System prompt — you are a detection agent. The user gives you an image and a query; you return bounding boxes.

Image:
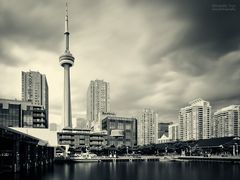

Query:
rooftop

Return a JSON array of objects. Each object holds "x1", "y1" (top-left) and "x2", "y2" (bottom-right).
[{"x1": 214, "y1": 105, "x2": 240, "y2": 114}]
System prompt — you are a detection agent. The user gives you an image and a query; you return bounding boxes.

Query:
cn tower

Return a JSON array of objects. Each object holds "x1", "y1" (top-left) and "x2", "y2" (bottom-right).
[{"x1": 59, "y1": 0, "x2": 74, "y2": 128}]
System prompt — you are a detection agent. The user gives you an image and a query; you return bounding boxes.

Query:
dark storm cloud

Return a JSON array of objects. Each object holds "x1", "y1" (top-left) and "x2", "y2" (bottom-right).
[
  {"x1": 125, "y1": 0, "x2": 240, "y2": 115},
  {"x1": 171, "y1": 0, "x2": 240, "y2": 55},
  {"x1": 137, "y1": 0, "x2": 240, "y2": 64},
  {"x1": 0, "y1": 43, "x2": 22, "y2": 66},
  {"x1": 0, "y1": 0, "x2": 63, "y2": 66}
]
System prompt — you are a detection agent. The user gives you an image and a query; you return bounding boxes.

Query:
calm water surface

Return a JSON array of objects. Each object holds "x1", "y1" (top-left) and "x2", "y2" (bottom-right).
[{"x1": 2, "y1": 161, "x2": 240, "y2": 180}]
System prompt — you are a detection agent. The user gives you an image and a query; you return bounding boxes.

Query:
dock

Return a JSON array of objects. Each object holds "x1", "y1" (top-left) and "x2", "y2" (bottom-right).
[{"x1": 55, "y1": 156, "x2": 176, "y2": 163}]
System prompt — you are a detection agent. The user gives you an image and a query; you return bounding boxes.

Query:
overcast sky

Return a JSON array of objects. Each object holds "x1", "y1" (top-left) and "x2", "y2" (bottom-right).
[{"x1": 0, "y1": 0, "x2": 240, "y2": 126}]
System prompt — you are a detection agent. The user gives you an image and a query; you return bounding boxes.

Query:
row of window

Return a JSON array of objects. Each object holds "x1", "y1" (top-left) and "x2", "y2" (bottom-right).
[{"x1": 109, "y1": 122, "x2": 132, "y2": 130}]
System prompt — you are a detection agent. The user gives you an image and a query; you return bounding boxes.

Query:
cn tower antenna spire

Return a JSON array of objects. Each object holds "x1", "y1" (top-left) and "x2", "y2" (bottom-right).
[
  {"x1": 65, "y1": 0, "x2": 70, "y2": 52},
  {"x1": 65, "y1": 0, "x2": 69, "y2": 33}
]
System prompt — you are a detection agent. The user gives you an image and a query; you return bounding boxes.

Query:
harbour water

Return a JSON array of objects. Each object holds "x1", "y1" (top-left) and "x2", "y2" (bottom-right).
[{"x1": 1, "y1": 161, "x2": 240, "y2": 180}]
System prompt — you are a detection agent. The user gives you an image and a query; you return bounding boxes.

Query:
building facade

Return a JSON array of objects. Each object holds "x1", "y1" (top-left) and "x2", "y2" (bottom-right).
[
  {"x1": 57, "y1": 128, "x2": 107, "y2": 149},
  {"x1": 137, "y1": 109, "x2": 158, "y2": 145},
  {"x1": 213, "y1": 105, "x2": 240, "y2": 137},
  {"x1": 22, "y1": 71, "x2": 48, "y2": 126},
  {"x1": 168, "y1": 123, "x2": 179, "y2": 141},
  {"x1": 91, "y1": 112, "x2": 116, "y2": 132},
  {"x1": 87, "y1": 80, "x2": 110, "y2": 125},
  {"x1": 102, "y1": 116, "x2": 137, "y2": 147},
  {"x1": 0, "y1": 99, "x2": 47, "y2": 128},
  {"x1": 158, "y1": 122, "x2": 172, "y2": 138},
  {"x1": 178, "y1": 98, "x2": 211, "y2": 141}
]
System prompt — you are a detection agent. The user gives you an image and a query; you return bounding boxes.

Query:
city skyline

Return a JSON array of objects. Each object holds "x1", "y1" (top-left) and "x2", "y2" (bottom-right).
[{"x1": 0, "y1": 0, "x2": 240, "y2": 126}]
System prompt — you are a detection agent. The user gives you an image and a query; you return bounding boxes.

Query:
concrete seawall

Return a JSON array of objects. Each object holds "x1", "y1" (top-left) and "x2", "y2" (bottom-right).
[{"x1": 178, "y1": 156, "x2": 240, "y2": 163}]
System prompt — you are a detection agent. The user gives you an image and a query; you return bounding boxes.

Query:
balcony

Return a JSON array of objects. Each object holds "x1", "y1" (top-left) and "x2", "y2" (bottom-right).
[
  {"x1": 110, "y1": 130, "x2": 124, "y2": 137},
  {"x1": 90, "y1": 137, "x2": 103, "y2": 140},
  {"x1": 33, "y1": 114, "x2": 45, "y2": 118}
]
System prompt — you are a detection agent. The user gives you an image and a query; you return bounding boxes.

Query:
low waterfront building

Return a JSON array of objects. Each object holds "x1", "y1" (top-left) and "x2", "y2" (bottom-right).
[
  {"x1": 213, "y1": 105, "x2": 240, "y2": 137},
  {"x1": 57, "y1": 128, "x2": 107, "y2": 149},
  {"x1": 12, "y1": 127, "x2": 58, "y2": 146},
  {"x1": 0, "y1": 98, "x2": 48, "y2": 128},
  {"x1": 0, "y1": 125, "x2": 54, "y2": 173},
  {"x1": 158, "y1": 134, "x2": 171, "y2": 144},
  {"x1": 91, "y1": 112, "x2": 116, "y2": 132},
  {"x1": 102, "y1": 116, "x2": 137, "y2": 147}
]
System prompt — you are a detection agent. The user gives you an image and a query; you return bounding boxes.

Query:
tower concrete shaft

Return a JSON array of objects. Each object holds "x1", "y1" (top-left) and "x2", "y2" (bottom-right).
[
  {"x1": 63, "y1": 64, "x2": 72, "y2": 128},
  {"x1": 59, "y1": 0, "x2": 75, "y2": 128}
]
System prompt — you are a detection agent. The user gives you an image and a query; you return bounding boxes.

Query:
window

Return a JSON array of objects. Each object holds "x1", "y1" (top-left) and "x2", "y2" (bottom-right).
[
  {"x1": 125, "y1": 132, "x2": 131, "y2": 139},
  {"x1": 110, "y1": 121, "x2": 116, "y2": 129},
  {"x1": 118, "y1": 122, "x2": 124, "y2": 130},
  {"x1": 126, "y1": 123, "x2": 131, "y2": 130},
  {"x1": 0, "y1": 104, "x2": 20, "y2": 127}
]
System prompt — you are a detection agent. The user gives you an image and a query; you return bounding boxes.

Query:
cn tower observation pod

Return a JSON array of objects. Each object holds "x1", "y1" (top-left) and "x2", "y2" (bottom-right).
[{"x1": 59, "y1": 51, "x2": 75, "y2": 67}]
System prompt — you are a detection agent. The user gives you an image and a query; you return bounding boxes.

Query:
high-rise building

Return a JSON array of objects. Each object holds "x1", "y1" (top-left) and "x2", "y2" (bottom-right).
[
  {"x1": 168, "y1": 123, "x2": 179, "y2": 141},
  {"x1": 87, "y1": 80, "x2": 110, "y2": 124},
  {"x1": 213, "y1": 105, "x2": 240, "y2": 137},
  {"x1": 59, "y1": 1, "x2": 75, "y2": 128},
  {"x1": 0, "y1": 99, "x2": 47, "y2": 128},
  {"x1": 178, "y1": 98, "x2": 211, "y2": 141},
  {"x1": 158, "y1": 122, "x2": 172, "y2": 138},
  {"x1": 22, "y1": 70, "x2": 48, "y2": 126},
  {"x1": 137, "y1": 108, "x2": 158, "y2": 145}
]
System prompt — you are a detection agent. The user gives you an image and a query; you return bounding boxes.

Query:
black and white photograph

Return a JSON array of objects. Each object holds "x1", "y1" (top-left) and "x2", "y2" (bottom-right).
[{"x1": 0, "y1": 0, "x2": 240, "y2": 179}]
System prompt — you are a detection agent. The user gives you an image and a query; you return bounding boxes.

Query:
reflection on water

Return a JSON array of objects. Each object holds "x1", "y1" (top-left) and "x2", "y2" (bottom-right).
[{"x1": 1, "y1": 161, "x2": 240, "y2": 180}]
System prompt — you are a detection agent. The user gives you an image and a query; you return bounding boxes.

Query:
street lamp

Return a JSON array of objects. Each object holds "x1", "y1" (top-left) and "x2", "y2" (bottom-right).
[
  {"x1": 165, "y1": 146, "x2": 168, "y2": 155},
  {"x1": 236, "y1": 144, "x2": 239, "y2": 156},
  {"x1": 233, "y1": 145, "x2": 235, "y2": 156},
  {"x1": 188, "y1": 146, "x2": 192, "y2": 156},
  {"x1": 233, "y1": 137, "x2": 240, "y2": 156},
  {"x1": 234, "y1": 143, "x2": 238, "y2": 156}
]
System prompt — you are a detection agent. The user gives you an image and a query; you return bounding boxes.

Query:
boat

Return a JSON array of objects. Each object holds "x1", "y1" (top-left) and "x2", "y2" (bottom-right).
[{"x1": 69, "y1": 152, "x2": 101, "y2": 163}]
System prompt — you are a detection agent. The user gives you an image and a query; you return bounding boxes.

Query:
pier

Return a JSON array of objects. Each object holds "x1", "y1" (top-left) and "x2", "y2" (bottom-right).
[
  {"x1": 99, "y1": 156, "x2": 171, "y2": 162},
  {"x1": 55, "y1": 155, "x2": 176, "y2": 163},
  {"x1": 0, "y1": 125, "x2": 54, "y2": 173}
]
